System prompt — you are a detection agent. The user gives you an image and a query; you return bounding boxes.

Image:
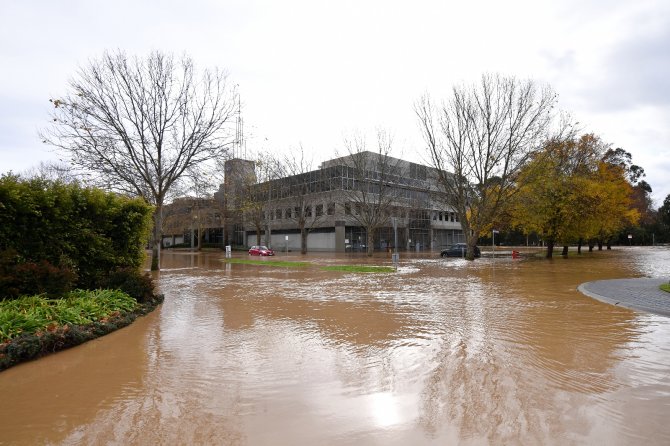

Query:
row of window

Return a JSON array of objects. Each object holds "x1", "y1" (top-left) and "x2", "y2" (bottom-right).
[
  {"x1": 262, "y1": 203, "x2": 336, "y2": 221},
  {"x1": 253, "y1": 164, "x2": 431, "y2": 202},
  {"x1": 260, "y1": 202, "x2": 458, "y2": 223},
  {"x1": 433, "y1": 211, "x2": 459, "y2": 222}
]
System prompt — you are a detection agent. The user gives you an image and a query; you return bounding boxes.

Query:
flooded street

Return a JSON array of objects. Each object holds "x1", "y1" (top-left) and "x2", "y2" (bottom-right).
[{"x1": 1, "y1": 247, "x2": 670, "y2": 445}]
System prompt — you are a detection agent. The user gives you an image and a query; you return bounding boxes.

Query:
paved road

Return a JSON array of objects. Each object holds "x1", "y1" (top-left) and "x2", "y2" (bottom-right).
[{"x1": 579, "y1": 278, "x2": 670, "y2": 317}]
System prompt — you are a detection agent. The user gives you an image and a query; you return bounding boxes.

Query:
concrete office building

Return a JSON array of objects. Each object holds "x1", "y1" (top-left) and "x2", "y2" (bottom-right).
[{"x1": 228, "y1": 151, "x2": 464, "y2": 252}]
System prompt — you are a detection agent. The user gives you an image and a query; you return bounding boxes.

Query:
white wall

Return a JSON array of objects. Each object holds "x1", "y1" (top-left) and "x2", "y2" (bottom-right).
[{"x1": 269, "y1": 231, "x2": 335, "y2": 252}]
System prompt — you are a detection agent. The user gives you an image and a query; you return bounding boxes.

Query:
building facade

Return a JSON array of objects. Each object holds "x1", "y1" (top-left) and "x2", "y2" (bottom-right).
[
  {"x1": 233, "y1": 151, "x2": 464, "y2": 252},
  {"x1": 163, "y1": 152, "x2": 464, "y2": 252}
]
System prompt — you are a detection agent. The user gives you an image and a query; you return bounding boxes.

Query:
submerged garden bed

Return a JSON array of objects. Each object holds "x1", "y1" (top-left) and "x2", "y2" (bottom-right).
[{"x1": 0, "y1": 290, "x2": 163, "y2": 371}]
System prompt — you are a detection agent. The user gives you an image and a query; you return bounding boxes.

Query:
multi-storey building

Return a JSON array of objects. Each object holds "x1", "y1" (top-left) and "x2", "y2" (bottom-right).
[
  {"x1": 163, "y1": 151, "x2": 464, "y2": 252},
  {"x1": 228, "y1": 151, "x2": 464, "y2": 252}
]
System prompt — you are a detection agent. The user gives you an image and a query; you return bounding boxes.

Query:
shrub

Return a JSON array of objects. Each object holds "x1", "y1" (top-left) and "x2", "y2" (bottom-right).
[
  {"x1": 100, "y1": 268, "x2": 156, "y2": 303},
  {"x1": 0, "y1": 251, "x2": 77, "y2": 300},
  {"x1": 0, "y1": 174, "x2": 153, "y2": 291}
]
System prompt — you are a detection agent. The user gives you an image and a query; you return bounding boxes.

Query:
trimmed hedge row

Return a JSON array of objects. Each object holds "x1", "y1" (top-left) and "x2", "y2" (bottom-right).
[{"x1": 0, "y1": 175, "x2": 154, "y2": 297}]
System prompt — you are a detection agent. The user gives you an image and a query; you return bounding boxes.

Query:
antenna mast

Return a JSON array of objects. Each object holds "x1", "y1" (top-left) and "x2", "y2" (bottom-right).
[{"x1": 234, "y1": 86, "x2": 244, "y2": 159}]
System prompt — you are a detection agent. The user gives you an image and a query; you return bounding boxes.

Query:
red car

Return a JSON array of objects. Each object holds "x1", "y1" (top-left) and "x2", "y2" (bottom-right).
[{"x1": 248, "y1": 245, "x2": 275, "y2": 256}]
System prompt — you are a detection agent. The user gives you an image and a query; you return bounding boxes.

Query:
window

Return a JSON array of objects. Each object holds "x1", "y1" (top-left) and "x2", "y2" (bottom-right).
[
  {"x1": 316, "y1": 204, "x2": 324, "y2": 217},
  {"x1": 344, "y1": 203, "x2": 351, "y2": 215},
  {"x1": 305, "y1": 205, "x2": 312, "y2": 217},
  {"x1": 285, "y1": 208, "x2": 292, "y2": 219},
  {"x1": 439, "y1": 212, "x2": 443, "y2": 221},
  {"x1": 327, "y1": 202, "x2": 335, "y2": 215},
  {"x1": 276, "y1": 209, "x2": 282, "y2": 220}
]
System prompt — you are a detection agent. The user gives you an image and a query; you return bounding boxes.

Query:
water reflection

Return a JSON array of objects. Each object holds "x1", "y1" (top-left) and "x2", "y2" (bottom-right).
[{"x1": 0, "y1": 248, "x2": 669, "y2": 444}]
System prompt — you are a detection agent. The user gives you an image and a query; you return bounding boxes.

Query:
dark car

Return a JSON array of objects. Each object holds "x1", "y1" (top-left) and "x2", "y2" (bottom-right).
[
  {"x1": 248, "y1": 245, "x2": 275, "y2": 256},
  {"x1": 440, "y1": 243, "x2": 481, "y2": 258}
]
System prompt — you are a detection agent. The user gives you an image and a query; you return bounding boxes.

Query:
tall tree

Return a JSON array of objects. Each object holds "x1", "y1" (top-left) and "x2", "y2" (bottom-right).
[
  {"x1": 41, "y1": 50, "x2": 237, "y2": 270},
  {"x1": 512, "y1": 134, "x2": 639, "y2": 257},
  {"x1": 512, "y1": 137, "x2": 589, "y2": 258},
  {"x1": 341, "y1": 131, "x2": 402, "y2": 256},
  {"x1": 416, "y1": 74, "x2": 558, "y2": 259},
  {"x1": 237, "y1": 155, "x2": 277, "y2": 247},
  {"x1": 277, "y1": 146, "x2": 330, "y2": 254}
]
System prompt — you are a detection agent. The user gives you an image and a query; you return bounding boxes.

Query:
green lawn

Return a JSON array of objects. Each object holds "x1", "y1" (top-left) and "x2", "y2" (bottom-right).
[
  {"x1": 320, "y1": 265, "x2": 395, "y2": 273},
  {"x1": 223, "y1": 258, "x2": 310, "y2": 268},
  {"x1": 661, "y1": 283, "x2": 670, "y2": 293},
  {"x1": 223, "y1": 258, "x2": 395, "y2": 273}
]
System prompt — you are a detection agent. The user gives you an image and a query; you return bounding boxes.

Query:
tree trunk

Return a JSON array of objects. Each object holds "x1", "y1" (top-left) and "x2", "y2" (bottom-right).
[
  {"x1": 151, "y1": 208, "x2": 162, "y2": 271},
  {"x1": 598, "y1": 240, "x2": 603, "y2": 251},
  {"x1": 301, "y1": 226, "x2": 308, "y2": 255},
  {"x1": 367, "y1": 230, "x2": 374, "y2": 257},
  {"x1": 577, "y1": 238, "x2": 582, "y2": 254},
  {"x1": 588, "y1": 240, "x2": 594, "y2": 252},
  {"x1": 606, "y1": 241, "x2": 612, "y2": 250},
  {"x1": 561, "y1": 245, "x2": 568, "y2": 256},
  {"x1": 466, "y1": 240, "x2": 477, "y2": 261},
  {"x1": 546, "y1": 239, "x2": 555, "y2": 259}
]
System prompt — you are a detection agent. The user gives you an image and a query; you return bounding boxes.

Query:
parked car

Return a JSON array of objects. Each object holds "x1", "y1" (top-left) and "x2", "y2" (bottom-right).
[
  {"x1": 440, "y1": 243, "x2": 481, "y2": 258},
  {"x1": 248, "y1": 245, "x2": 275, "y2": 256}
]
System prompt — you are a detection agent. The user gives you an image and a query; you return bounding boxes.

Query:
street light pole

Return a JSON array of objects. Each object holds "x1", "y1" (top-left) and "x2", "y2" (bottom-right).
[
  {"x1": 492, "y1": 229, "x2": 499, "y2": 259},
  {"x1": 392, "y1": 217, "x2": 399, "y2": 270}
]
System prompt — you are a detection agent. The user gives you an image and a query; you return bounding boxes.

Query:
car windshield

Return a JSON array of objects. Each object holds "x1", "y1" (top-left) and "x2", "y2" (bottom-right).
[{"x1": 259, "y1": 246, "x2": 268, "y2": 250}]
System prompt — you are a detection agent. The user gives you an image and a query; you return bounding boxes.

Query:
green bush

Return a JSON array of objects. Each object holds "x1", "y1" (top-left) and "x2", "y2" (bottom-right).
[
  {"x1": 0, "y1": 250, "x2": 77, "y2": 299},
  {"x1": 99, "y1": 268, "x2": 156, "y2": 303},
  {"x1": 0, "y1": 174, "x2": 153, "y2": 294}
]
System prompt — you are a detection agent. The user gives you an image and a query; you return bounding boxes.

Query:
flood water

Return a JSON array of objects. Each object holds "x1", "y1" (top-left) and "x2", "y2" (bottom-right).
[{"x1": 1, "y1": 247, "x2": 669, "y2": 445}]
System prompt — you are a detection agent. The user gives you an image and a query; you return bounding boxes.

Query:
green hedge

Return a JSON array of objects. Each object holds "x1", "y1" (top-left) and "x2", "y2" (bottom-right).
[{"x1": 0, "y1": 175, "x2": 153, "y2": 294}]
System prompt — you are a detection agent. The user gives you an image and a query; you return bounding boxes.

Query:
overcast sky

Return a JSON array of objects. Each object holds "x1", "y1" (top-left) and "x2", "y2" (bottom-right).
[{"x1": 1, "y1": 0, "x2": 669, "y2": 204}]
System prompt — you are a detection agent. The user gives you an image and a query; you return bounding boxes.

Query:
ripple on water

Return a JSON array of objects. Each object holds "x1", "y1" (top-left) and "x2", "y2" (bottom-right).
[{"x1": 2, "y1": 249, "x2": 670, "y2": 445}]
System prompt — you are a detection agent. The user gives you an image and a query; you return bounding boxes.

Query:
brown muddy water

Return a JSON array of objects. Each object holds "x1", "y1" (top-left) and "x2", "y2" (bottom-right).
[{"x1": 1, "y1": 247, "x2": 669, "y2": 445}]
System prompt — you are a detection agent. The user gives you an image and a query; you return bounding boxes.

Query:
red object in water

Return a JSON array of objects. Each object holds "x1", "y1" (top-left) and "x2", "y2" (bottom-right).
[{"x1": 512, "y1": 250, "x2": 520, "y2": 259}]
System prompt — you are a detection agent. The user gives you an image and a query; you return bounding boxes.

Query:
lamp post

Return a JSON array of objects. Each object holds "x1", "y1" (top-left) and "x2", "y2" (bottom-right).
[
  {"x1": 391, "y1": 217, "x2": 399, "y2": 270},
  {"x1": 191, "y1": 214, "x2": 198, "y2": 250},
  {"x1": 492, "y1": 229, "x2": 499, "y2": 259}
]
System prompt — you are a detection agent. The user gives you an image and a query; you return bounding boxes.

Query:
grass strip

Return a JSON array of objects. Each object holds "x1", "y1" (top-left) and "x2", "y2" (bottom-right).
[
  {"x1": 223, "y1": 258, "x2": 310, "y2": 268},
  {"x1": 321, "y1": 265, "x2": 395, "y2": 273},
  {"x1": 661, "y1": 283, "x2": 670, "y2": 293}
]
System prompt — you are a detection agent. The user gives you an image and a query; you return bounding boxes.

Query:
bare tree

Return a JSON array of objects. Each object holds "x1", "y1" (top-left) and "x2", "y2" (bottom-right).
[
  {"x1": 22, "y1": 160, "x2": 81, "y2": 183},
  {"x1": 276, "y1": 146, "x2": 332, "y2": 254},
  {"x1": 41, "y1": 50, "x2": 237, "y2": 270},
  {"x1": 237, "y1": 153, "x2": 278, "y2": 247},
  {"x1": 341, "y1": 131, "x2": 403, "y2": 256},
  {"x1": 416, "y1": 74, "x2": 558, "y2": 260}
]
